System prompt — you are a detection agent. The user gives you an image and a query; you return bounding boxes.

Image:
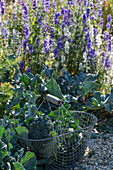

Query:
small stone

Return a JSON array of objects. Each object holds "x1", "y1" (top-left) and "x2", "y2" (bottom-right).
[{"x1": 109, "y1": 161, "x2": 113, "y2": 166}]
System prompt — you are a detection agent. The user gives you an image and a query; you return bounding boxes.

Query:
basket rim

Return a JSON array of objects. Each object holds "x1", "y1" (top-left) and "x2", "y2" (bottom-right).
[{"x1": 17, "y1": 111, "x2": 97, "y2": 142}]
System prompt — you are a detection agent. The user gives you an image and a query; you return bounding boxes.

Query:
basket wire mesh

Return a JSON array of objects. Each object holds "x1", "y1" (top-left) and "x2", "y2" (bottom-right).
[{"x1": 18, "y1": 95, "x2": 97, "y2": 169}]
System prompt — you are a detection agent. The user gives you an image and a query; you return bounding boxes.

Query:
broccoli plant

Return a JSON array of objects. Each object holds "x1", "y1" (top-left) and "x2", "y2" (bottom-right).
[{"x1": 28, "y1": 115, "x2": 54, "y2": 140}]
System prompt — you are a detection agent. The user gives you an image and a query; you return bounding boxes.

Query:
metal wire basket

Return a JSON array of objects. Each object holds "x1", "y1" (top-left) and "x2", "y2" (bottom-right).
[{"x1": 18, "y1": 109, "x2": 97, "y2": 169}]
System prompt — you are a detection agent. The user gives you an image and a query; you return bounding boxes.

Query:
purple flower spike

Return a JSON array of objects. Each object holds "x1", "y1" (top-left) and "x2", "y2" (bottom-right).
[
  {"x1": 68, "y1": 0, "x2": 74, "y2": 5},
  {"x1": 83, "y1": 13, "x2": 87, "y2": 24},
  {"x1": 87, "y1": 8, "x2": 90, "y2": 18},
  {"x1": 94, "y1": 28, "x2": 97, "y2": 35},
  {"x1": 13, "y1": 12, "x2": 16, "y2": 21},
  {"x1": 99, "y1": 18, "x2": 103, "y2": 26},
  {"x1": 90, "y1": 2, "x2": 93, "y2": 7},
  {"x1": 106, "y1": 22, "x2": 111, "y2": 30},
  {"x1": 24, "y1": 24, "x2": 30, "y2": 39},
  {"x1": 62, "y1": 22, "x2": 65, "y2": 29},
  {"x1": 101, "y1": 52, "x2": 105, "y2": 64},
  {"x1": 90, "y1": 15, "x2": 95, "y2": 20},
  {"x1": 23, "y1": 39, "x2": 27, "y2": 49},
  {"x1": 61, "y1": 7, "x2": 65, "y2": 15},
  {"x1": 29, "y1": 44, "x2": 34, "y2": 54},
  {"x1": 98, "y1": 9, "x2": 102, "y2": 17},
  {"x1": 22, "y1": 1, "x2": 29, "y2": 22},
  {"x1": 19, "y1": 60, "x2": 25, "y2": 70},
  {"x1": 107, "y1": 14, "x2": 112, "y2": 22},
  {"x1": 54, "y1": 48, "x2": 58, "y2": 58},
  {"x1": 105, "y1": 59, "x2": 111, "y2": 70},
  {"x1": 102, "y1": 52, "x2": 105, "y2": 57},
  {"x1": 33, "y1": 0, "x2": 37, "y2": 10},
  {"x1": 1, "y1": 0, "x2": 5, "y2": 15},
  {"x1": 84, "y1": 0, "x2": 87, "y2": 6},
  {"x1": 49, "y1": 38, "x2": 53, "y2": 46},
  {"x1": 2, "y1": 27, "x2": 7, "y2": 39},
  {"x1": 108, "y1": 39, "x2": 111, "y2": 52}
]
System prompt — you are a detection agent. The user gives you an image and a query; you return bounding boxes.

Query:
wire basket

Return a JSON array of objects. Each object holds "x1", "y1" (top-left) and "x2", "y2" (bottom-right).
[{"x1": 18, "y1": 110, "x2": 97, "y2": 169}]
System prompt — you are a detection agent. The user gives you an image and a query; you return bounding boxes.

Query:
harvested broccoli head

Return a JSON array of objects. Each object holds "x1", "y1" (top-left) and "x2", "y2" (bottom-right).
[{"x1": 28, "y1": 115, "x2": 54, "y2": 140}]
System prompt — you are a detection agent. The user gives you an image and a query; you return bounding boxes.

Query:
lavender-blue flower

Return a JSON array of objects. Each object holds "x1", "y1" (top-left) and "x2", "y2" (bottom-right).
[
  {"x1": 83, "y1": 13, "x2": 87, "y2": 24},
  {"x1": 1, "y1": 0, "x2": 4, "y2": 15},
  {"x1": 87, "y1": 8, "x2": 90, "y2": 18},
  {"x1": 54, "y1": 48, "x2": 58, "y2": 58},
  {"x1": 62, "y1": 22, "x2": 65, "y2": 29},
  {"x1": 90, "y1": 15, "x2": 95, "y2": 20},
  {"x1": 107, "y1": 14, "x2": 112, "y2": 22},
  {"x1": 61, "y1": 7, "x2": 65, "y2": 15},
  {"x1": 105, "y1": 58, "x2": 111, "y2": 70},
  {"x1": 19, "y1": 60, "x2": 25, "y2": 70},
  {"x1": 23, "y1": 39, "x2": 27, "y2": 49},
  {"x1": 108, "y1": 39, "x2": 111, "y2": 52},
  {"x1": 24, "y1": 24, "x2": 30, "y2": 39},
  {"x1": 29, "y1": 44, "x2": 34, "y2": 54},
  {"x1": 84, "y1": 0, "x2": 87, "y2": 6},
  {"x1": 2, "y1": 27, "x2": 7, "y2": 39},
  {"x1": 98, "y1": 9, "x2": 102, "y2": 17},
  {"x1": 27, "y1": 67, "x2": 31, "y2": 73},
  {"x1": 93, "y1": 28, "x2": 97, "y2": 35},
  {"x1": 99, "y1": 18, "x2": 103, "y2": 26},
  {"x1": 106, "y1": 22, "x2": 110, "y2": 30},
  {"x1": 43, "y1": 38, "x2": 47, "y2": 48},
  {"x1": 33, "y1": 0, "x2": 37, "y2": 10}
]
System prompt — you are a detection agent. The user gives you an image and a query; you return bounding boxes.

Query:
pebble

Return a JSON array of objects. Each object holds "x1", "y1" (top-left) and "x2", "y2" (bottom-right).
[{"x1": 75, "y1": 133, "x2": 113, "y2": 170}]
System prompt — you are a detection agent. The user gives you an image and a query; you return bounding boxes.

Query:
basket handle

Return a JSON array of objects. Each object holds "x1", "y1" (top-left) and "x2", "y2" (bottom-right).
[{"x1": 46, "y1": 94, "x2": 62, "y2": 106}]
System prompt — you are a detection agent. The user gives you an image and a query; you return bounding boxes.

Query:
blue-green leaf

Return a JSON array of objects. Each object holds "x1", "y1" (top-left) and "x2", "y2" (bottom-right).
[
  {"x1": 15, "y1": 126, "x2": 28, "y2": 138},
  {"x1": 0, "y1": 126, "x2": 4, "y2": 140},
  {"x1": 20, "y1": 74, "x2": 30, "y2": 86},
  {"x1": 46, "y1": 78, "x2": 63, "y2": 99},
  {"x1": 13, "y1": 65, "x2": 21, "y2": 81},
  {"x1": 14, "y1": 162, "x2": 24, "y2": 170},
  {"x1": 79, "y1": 81, "x2": 98, "y2": 96},
  {"x1": 20, "y1": 151, "x2": 36, "y2": 170},
  {"x1": 93, "y1": 91, "x2": 101, "y2": 103}
]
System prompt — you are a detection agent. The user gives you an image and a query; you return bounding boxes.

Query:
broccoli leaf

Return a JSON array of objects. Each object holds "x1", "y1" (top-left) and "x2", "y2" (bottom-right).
[
  {"x1": 0, "y1": 126, "x2": 5, "y2": 140},
  {"x1": 20, "y1": 151, "x2": 36, "y2": 170},
  {"x1": 46, "y1": 78, "x2": 63, "y2": 99},
  {"x1": 14, "y1": 162, "x2": 24, "y2": 170},
  {"x1": 15, "y1": 126, "x2": 28, "y2": 138}
]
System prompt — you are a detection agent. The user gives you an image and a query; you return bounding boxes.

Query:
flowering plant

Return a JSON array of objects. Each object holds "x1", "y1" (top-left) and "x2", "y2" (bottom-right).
[{"x1": 0, "y1": 0, "x2": 112, "y2": 91}]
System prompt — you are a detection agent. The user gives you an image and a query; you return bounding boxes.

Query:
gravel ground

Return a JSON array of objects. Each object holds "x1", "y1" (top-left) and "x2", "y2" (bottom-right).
[{"x1": 75, "y1": 132, "x2": 113, "y2": 170}]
